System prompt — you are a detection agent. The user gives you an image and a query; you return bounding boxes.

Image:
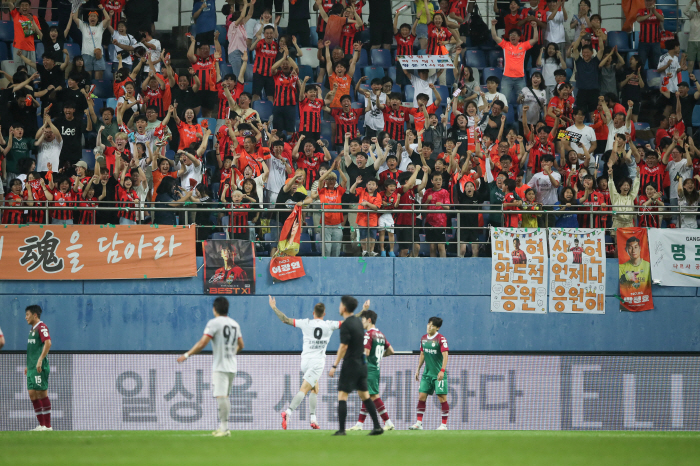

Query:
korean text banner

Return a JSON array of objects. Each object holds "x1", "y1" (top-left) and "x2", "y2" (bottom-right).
[
  {"x1": 616, "y1": 228, "x2": 654, "y2": 311},
  {"x1": 648, "y1": 229, "x2": 700, "y2": 287},
  {"x1": 0, "y1": 225, "x2": 196, "y2": 280},
  {"x1": 490, "y1": 227, "x2": 548, "y2": 313},
  {"x1": 548, "y1": 229, "x2": 606, "y2": 314},
  {"x1": 203, "y1": 240, "x2": 256, "y2": 295},
  {"x1": 397, "y1": 55, "x2": 454, "y2": 69}
]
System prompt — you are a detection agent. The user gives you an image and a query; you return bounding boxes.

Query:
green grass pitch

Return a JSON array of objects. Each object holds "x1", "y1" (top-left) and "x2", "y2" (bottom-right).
[{"x1": 1, "y1": 430, "x2": 699, "y2": 466}]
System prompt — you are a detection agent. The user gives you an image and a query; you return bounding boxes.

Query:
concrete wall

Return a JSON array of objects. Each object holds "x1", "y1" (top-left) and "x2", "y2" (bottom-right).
[{"x1": 1, "y1": 258, "x2": 699, "y2": 352}]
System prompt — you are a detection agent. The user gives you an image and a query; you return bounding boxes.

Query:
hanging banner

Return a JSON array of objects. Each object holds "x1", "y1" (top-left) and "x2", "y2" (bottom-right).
[
  {"x1": 0, "y1": 225, "x2": 196, "y2": 280},
  {"x1": 648, "y1": 229, "x2": 700, "y2": 287},
  {"x1": 490, "y1": 227, "x2": 548, "y2": 313},
  {"x1": 270, "y1": 256, "x2": 306, "y2": 282},
  {"x1": 277, "y1": 205, "x2": 303, "y2": 256},
  {"x1": 616, "y1": 228, "x2": 654, "y2": 311},
  {"x1": 397, "y1": 55, "x2": 454, "y2": 70},
  {"x1": 203, "y1": 240, "x2": 256, "y2": 295},
  {"x1": 548, "y1": 229, "x2": 606, "y2": 314}
]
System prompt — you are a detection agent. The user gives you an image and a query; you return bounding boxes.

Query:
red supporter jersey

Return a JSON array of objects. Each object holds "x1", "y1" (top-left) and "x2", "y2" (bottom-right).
[
  {"x1": 144, "y1": 86, "x2": 166, "y2": 118},
  {"x1": 409, "y1": 104, "x2": 437, "y2": 133},
  {"x1": 584, "y1": 27, "x2": 607, "y2": 51},
  {"x1": 236, "y1": 147, "x2": 270, "y2": 177},
  {"x1": 331, "y1": 108, "x2": 363, "y2": 144},
  {"x1": 395, "y1": 33, "x2": 416, "y2": 56},
  {"x1": 502, "y1": 192, "x2": 519, "y2": 227},
  {"x1": 101, "y1": 0, "x2": 125, "y2": 30},
  {"x1": 379, "y1": 190, "x2": 400, "y2": 211},
  {"x1": 2, "y1": 192, "x2": 23, "y2": 224},
  {"x1": 426, "y1": 24, "x2": 451, "y2": 55},
  {"x1": 639, "y1": 162, "x2": 666, "y2": 193},
  {"x1": 23, "y1": 180, "x2": 46, "y2": 224},
  {"x1": 273, "y1": 71, "x2": 299, "y2": 107},
  {"x1": 379, "y1": 169, "x2": 402, "y2": 187},
  {"x1": 528, "y1": 134, "x2": 555, "y2": 173},
  {"x1": 299, "y1": 98, "x2": 324, "y2": 133},
  {"x1": 297, "y1": 152, "x2": 325, "y2": 189},
  {"x1": 192, "y1": 55, "x2": 217, "y2": 92},
  {"x1": 382, "y1": 107, "x2": 408, "y2": 141},
  {"x1": 576, "y1": 190, "x2": 604, "y2": 228},
  {"x1": 423, "y1": 187, "x2": 450, "y2": 227},
  {"x1": 396, "y1": 187, "x2": 418, "y2": 226},
  {"x1": 51, "y1": 189, "x2": 78, "y2": 220},
  {"x1": 117, "y1": 186, "x2": 139, "y2": 222},
  {"x1": 636, "y1": 195, "x2": 662, "y2": 228},
  {"x1": 254, "y1": 40, "x2": 278, "y2": 76},
  {"x1": 316, "y1": 0, "x2": 337, "y2": 33},
  {"x1": 79, "y1": 195, "x2": 99, "y2": 224},
  {"x1": 520, "y1": 8, "x2": 547, "y2": 43},
  {"x1": 340, "y1": 22, "x2": 361, "y2": 56},
  {"x1": 546, "y1": 96, "x2": 575, "y2": 127},
  {"x1": 216, "y1": 81, "x2": 244, "y2": 120},
  {"x1": 637, "y1": 9, "x2": 662, "y2": 43}
]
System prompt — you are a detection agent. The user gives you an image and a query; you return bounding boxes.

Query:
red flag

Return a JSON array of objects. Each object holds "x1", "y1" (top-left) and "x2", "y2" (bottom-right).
[
  {"x1": 270, "y1": 256, "x2": 306, "y2": 282},
  {"x1": 277, "y1": 205, "x2": 303, "y2": 256}
]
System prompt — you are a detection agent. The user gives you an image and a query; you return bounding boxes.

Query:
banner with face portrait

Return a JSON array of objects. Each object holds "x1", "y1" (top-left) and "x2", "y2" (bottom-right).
[
  {"x1": 202, "y1": 240, "x2": 256, "y2": 295},
  {"x1": 616, "y1": 228, "x2": 654, "y2": 311},
  {"x1": 548, "y1": 229, "x2": 606, "y2": 314},
  {"x1": 490, "y1": 227, "x2": 548, "y2": 313}
]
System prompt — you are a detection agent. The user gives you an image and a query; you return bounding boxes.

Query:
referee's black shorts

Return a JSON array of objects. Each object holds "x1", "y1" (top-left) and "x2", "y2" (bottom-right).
[{"x1": 337, "y1": 358, "x2": 368, "y2": 393}]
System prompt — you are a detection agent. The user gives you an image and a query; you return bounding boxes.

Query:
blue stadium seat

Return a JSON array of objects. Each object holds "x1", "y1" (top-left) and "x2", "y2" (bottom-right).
[
  {"x1": 320, "y1": 120, "x2": 333, "y2": 141},
  {"x1": 104, "y1": 97, "x2": 117, "y2": 111},
  {"x1": 482, "y1": 67, "x2": 504, "y2": 88},
  {"x1": 659, "y1": 8, "x2": 681, "y2": 31},
  {"x1": 405, "y1": 84, "x2": 414, "y2": 103},
  {"x1": 352, "y1": 66, "x2": 363, "y2": 84},
  {"x1": 356, "y1": 48, "x2": 369, "y2": 68},
  {"x1": 488, "y1": 49, "x2": 504, "y2": 68},
  {"x1": 358, "y1": 83, "x2": 370, "y2": 94},
  {"x1": 433, "y1": 85, "x2": 448, "y2": 106},
  {"x1": 0, "y1": 21, "x2": 13, "y2": 42},
  {"x1": 418, "y1": 234, "x2": 430, "y2": 257},
  {"x1": 565, "y1": 68, "x2": 573, "y2": 81},
  {"x1": 445, "y1": 70, "x2": 455, "y2": 87},
  {"x1": 81, "y1": 149, "x2": 95, "y2": 170},
  {"x1": 356, "y1": 92, "x2": 365, "y2": 107},
  {"x1": 91, "y1": 98, "x2": 104, "y2": 111},
  {"x1": 0, "y1": 43, "x2": 7, "y2": 62},
  {"x1": 310, "y1": 29, "x2": 319, "y2": 47},
  {"x1": 634, "y1": 122, "x2": 652, "y2": 145},
  {"x1": 103, "y1": 64, "x2": 113, "y2": 81},
  {"x1": 607, "y1": 31, "x2": 631, "y2": 52},
  {"x1": 680, "y1": 70, "x2": 690, "y2": 85},
  {"x1": 299, "y1": 233, "x2": 319, "y2": 256},
  {"x1": 464, "y1": 49, "x2": 487, "y2": 69},
  {"x1": 363, "y1": 66, "x2": 385, "y2": 82},
  {"x1": 65, "y1": 43, "x2": 80, "y2": 61},
  {"x1": 358, "y1": 27, "x2": 370, "y2": 44},
  {"x1": 391, "y1": 84, "x2": 401, "y2": 94},
  {"x1": 692, "y1": 106, "x2": 700, "y2": 128},
  {"x1": 646, "y1": 69, "x2": 661, "y2": 89},
  {"x1": 244, "y1": 82, "x2": 252, "y2": 94},
  {"x1": 356, "y1": 118, "x2": 364, "y2": 135},
  {"x1": 298, "y1": 64, "x2": 314, "y2": 82},
  {"x1": 694, "y1": 70, "x2": 700, "y2": 83},
  {"x1": 253, "y1": 99, "x2": 273, "y2": 121},
  {"x1": 34, "y1": 42, "x2": 45, "y2": 61},
  {"x1": 371, "y1": 49, "x2": 392, "y2": 68},
  {"x1": 216, "y1": 25, "x2": 228, "y2": 42},
  {"x1": 387, "y1": 66, "x2": 396, "y2": 83},
  {"x1": 220, "y1": 62, "x2": 233, "y2": 78},
  {"x1": 91, "y1": 79, "x2": 113, "y2": 98}
]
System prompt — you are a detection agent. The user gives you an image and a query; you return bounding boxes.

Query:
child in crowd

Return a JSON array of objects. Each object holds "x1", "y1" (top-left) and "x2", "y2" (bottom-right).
[{"x1": 378, "y1": 179, "x2": 400, "y2": 257}]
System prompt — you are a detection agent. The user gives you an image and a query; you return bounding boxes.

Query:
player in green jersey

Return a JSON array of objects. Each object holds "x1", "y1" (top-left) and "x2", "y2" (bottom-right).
[
  {"x1": 349, "y1": 304, "x2": 396, "y2": 431},
  {"x1": 25, "y1": 305, "x2": 53, "y2": 431},
  {"x1": 409, "y1": 317, "x2": 449, "y2": 430}
]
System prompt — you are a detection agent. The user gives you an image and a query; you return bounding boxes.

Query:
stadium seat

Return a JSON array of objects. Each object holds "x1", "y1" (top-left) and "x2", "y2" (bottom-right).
[
  {"x1": 358, "y1": 27, "x2": 370, "y2": 44},
  {"x1": 646, "y1": 69, "x2": 661, "y2": 89},
  {"x1": 103, "y1": 64, "x2": 113, "y2": 81},
  {"x1": 352, "y1": 66, "x2": 363, "y2": 84},
  {"x1": 212, "y1": 233, "x2": 228, "y2": 240},
  {"x1": 220, "y1": 62, "x2": 233, "y2": 78},
  {"x1": 488, "y1": 49, "x2": 504, "y2": 68},
  {"x1": 391, "y1": 84, "x2": 402, "y2": 94},
  {"x1": 692, "y1": 106, "x2": 700, "y2": 128},
  {"x1": 310, "y1": 28, "x2": 319, "y2": 47},
  {"x1": 445, "y1": 70, "x2": 455, "y2": 87},
  {"x1": 299, "y1": 233, "x2": 319, "y2": 256},
  {"x1": 64, "y1": 43, "x2": 80, "y2": 61},
  {"x1": 363, "y1": 66, "x2": 385, "y2": 82},
  {"x1": 252, "y1": 99, "x2": 273, "y2": 121},
  {"x1": 482, "y1": 67, "x2": 504, "y2": 88},
  {"x1": 607, "y1": 31, "x2": 632, "y2": 52},
  {"x1": 371, "y1": 49, "x2": 392, "y2": 68},
  {"x1": 91, "y1": 98, "x2": 104, "y2": 112},
  {"x1": 105, "y1": 97, "x2": 117, "y2": 110},
  {"x1": 297, "y1": 64, "x2": 314, "y2": 82},
  {"x1": 320, "y1": 120, "x2": 333, "y2": 141},
  {"x1": 433, "y1": 85, "x2": 448, "y2": 106},
  {"x1": 0, "y1": 21, "x2": 13, "y2": 42},
  {"x1": 81, "y1": 149, "x2": 95, "y2": 170},
  {"x1": 464, "y1": 49, "x2": 487, "y2": 69},
  {"x1": 680, "y1": 70, "x2": 690, "y2": 85},
  {"x1": 418, "y1": 234, "x2": 430, "y2": 257},
  {"x1": 356, "y1": 92, "x2": 365, "y2": 107},
  {"x1": 356, "y1": 118, "x2": 364, "y2": 135},
  {"x1": 357, "y1": 48, "x2": 369, "y2": 68},
  {"x1": 244, "y1": 82, "x2": 252, "y2": 94},
  {"x1": 298, "y1": 48, "x2": 320, "y2": 68},
  {"x1": 387, "y1": 66, "x2": 396, "y2": 83},
  {"x1": 0, "y1": 43, "x2": 7, "y2": 62},
  {"x1": 405, "y1": 84, "x2": 414, "y2": 103},
  {"x1": 34, "y1": 42, "x2": 45, "y2": 61},
  {"x1": 91, "y1": 79, "x2": 112, "y2": 98},
  {"x1": 1, "y1": 59, "x2": 17, "y2": 76},
  {"x1": 694, "y1": 70, "x2": 700, "y2": 83}
]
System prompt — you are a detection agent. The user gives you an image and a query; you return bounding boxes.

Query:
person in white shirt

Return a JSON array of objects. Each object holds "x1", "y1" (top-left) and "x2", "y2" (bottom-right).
[
  {"x1": 562, "y1": 107, "x2": 597, "y2": 166},
  {"x1": 72, "y1": 7, "x2": 111, "y2": 79},
  {"x1": 658, "y1": 39, "x2": 681, "y2": 103},
  {"x1": 177, "y1": 297, "x2": 244, "y2": 437},
  {"x1": 138, "y1": 29, "x2": 162, "y2": 73},
  {"x1": 269, "y1": 296, "x2": 341, "y2": 431},
  {"x1": 530, "y1": 154, "x2": 561, "y2": 206},
  {"x1": 34, "y1": 115, "x2": 63, "y2": 172},
  {"x1": 545, "y1": 0, "x2": 567, "y2": 50},
  {"x1": 178, "y1": 149, "x2": 204, "y2": 190},
  {"x1": 107, "y1": 20, "x2": 138, "y2": 65},
  {"x1": 404, "y1": 69, "x2": 440, "y2": 107},
  {"x1": 684, "y1": 0, "x2": 700, "y2": 71},
  {"x1": 601, "y1": 97, "x2": 632, "y2": 152},
  {"x1": 662, "y1": 137, "x2": 694, "y2": 225}
]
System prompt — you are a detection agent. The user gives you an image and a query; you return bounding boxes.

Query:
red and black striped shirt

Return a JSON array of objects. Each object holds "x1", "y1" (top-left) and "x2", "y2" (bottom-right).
[
  {"x1": 297, "y1": 152, "x2": 325, "y2": 190},
  {"x1": 254, "y1": 40, "x2": 278, "y2": 77},
  {"x1": 23, "y1": 181, "x2": 46, "y2": 223},
  {"x1": 379, "y1": 169, "x2": 402, "y2": 187},
  {"x1": 144, "y1": 87, "x2": 166, "y2": 119},
  {"x1": 426, "y1": 24, "x2": 451, "y2": 56},
  {"x1": 2, "y1": 192, "x2": 23, "y2": 224},
  {"x1": 316, "y1": 0, "x2": 337, "y2": 34},
  {"x1": 395, "y1": 33, "x2": 416, "y2": 56},
  {"x1": 228, "y1": 203, "x2": 250, "y2": 233},
  {"x1": 382, "y1": 106, "x2": 408, "y2": 141},
  {"x1": 51, "y1": 189, "x2": 77, "y2": 221},
  {"x1": 637, "y1": 9, "x2": 662, "y2": 43},
  {"x1": 636, "y1": 196, "x2": 662, "y2": 228},
  {"x1": 217, "y1": 81, "x2": 244, "y2": 120},
  {"x1": 79, "y1": 197, "x2": 99, "y2": 224},
  {"x1": 577, "y1": 191, "x2": 604, "y2": 228},
  {"x1": 340, "y1": 23, "x2": 361, "y2": 56},
  {"x1": 192, "y1": 55, "x2": 217, "y2": 92},
  {"x1": 117, "y1": 186, "x2": 139, "y2": 222},
  {"x1": 639, "y1": 163, "x2": 665, "y2": 193},
  {"x1": 102, "y1": 0, "x2": 124, "y2": 31},
  {"x1": 331, "y1": 108, "x2": 362, "y2": 144},
  {"x1": 299, "y1": 98, "x2": 324, "y2": 133},
  {"x1": 273, "y1": 71, "x2": 299, "y2": 107}
]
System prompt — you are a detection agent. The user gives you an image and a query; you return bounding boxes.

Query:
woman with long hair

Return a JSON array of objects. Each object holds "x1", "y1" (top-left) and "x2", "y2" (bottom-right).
[{"x1": 519, "y1": 71, "x2": 547, "y2": 125}]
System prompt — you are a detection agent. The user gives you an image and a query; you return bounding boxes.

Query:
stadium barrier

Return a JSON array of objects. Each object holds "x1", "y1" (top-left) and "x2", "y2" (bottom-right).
[{"x1": 1, "y1": 352, "x2": 698, "y2": 431}]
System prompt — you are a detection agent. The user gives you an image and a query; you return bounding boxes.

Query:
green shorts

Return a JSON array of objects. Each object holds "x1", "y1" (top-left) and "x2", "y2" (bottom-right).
[
  {"x1": 27, "y1": 367, "x2": 49, "y2": 391},
  {"x1": 419, "y1": 373, "x2": 448, "y2": 396},
  {"x1": 367, "y1": 370, "x2": 380, "y2": 395}
]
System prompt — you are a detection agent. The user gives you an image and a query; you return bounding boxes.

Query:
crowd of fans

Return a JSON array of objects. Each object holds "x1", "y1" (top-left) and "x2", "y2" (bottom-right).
[{"x1": 0, "y1": 0, "x2": 699, "y2": 258}]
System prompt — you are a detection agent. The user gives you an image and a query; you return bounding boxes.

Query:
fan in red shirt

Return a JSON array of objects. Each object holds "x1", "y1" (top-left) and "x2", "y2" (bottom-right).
[
  {"x1": 576, "y1": 176, "x2": 605, "y2": 228},
  {"x1": 638, "y1": 150, "x2": 666, "y2": 193},
  {"x1": 271, "y1": 52, "x2": 300, "y2": 134},
  {"x1": 584, "y1": 14, "x2": 607, "y2": 52},
  {"x1": 330, "y1": 95, "x2": 363, "y2": 148},
  {"x1": 338, "y1": 6, "x2": 364, "y2": 56},
  {"x1": 225, "y1": 190, "x2": 251, "y2": 240},
  {"x1": 393, "y1": 18, "x2": 417, "y2": 57},
  {"x1": 511, "y1": 238, "x2": 528, "y2": 264},
  {"x1": 525, "y1": 120, "x2": 557, "y2": 175},
  {"x1": 293, "y1": 136, "x2": 332, "y2": 190},
  {"x1": 217, "y1": 60, "x2": 246, "y2": 120},
  {"x1": 426, "y1": 12, "x2": 456, "y2": 55},
  {"x1": 251, "y1": 26, "x2": 279, "y2": 100},
  {"x1": 315, "y1": 0, "x2": 337, "y2": 39},
  {"x1": 101, "y1": 0, "x2": 125, "y2": 30},
  {"x1": 48, "y1": 175, "x2": 79, "y2": 223},
  {"x1": 23, "y1": 175, "x2": 53, "y2": 224},
  {"x1": 142, "y1": 73, "x2": 168, "y2": 119},
  {"x1": 298, "y1": 83, "x2": 328, "y2": 140},
  {"x1": 352, "y1": 179, "x2": 382, "y2": 257},
  {"x1": 78, "y1": 176, "x2": 105, "y2": 225},
  {"x1": 2, "y1": 179, "x2": 24, "y2": 224},
  {"x1": 545, "y1": 85, "x2": 575, "y2": 127},
  {"x1": 235, "y1": 136, "x2": 270, "y2": 177},
  {"x1": 423, "y1": 172, "x2": 451, "y2": 257},
  {"x1": 187, "y1": 34, "x2": 221, "y2": 116},
  {"x1": 502, "y1": 179, "x2": 522, "y2": 228},
  {"x1": 636, "y1": 183, "x2": 665, "y2": 228},
  {"x1": 172, "y1": 104, "x2": 203, "y2": 151},
  {"x1": 502, "y1": 2, "x2": 521, "y2": 39},
  {"x1": 409, "y1": 86, "x2": 442, "y2": 133},
  {"x1": 383, "y1": 94, "x2": 409, "y2": 141},
  {"x1": 395, "y1": 166, "x2": 430, "y2": 257},
  {"x1": 116, "y1": 175, "x2": 140, "y2": 224},
  {"x1": 379, "y1": 155, "x2": 403, "y2": 186}
]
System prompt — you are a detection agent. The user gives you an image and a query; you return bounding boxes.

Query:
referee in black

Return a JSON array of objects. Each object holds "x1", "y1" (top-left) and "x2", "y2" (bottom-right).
[{"x1": 328, "y1": 296, "x2": 383, "y2": 436}]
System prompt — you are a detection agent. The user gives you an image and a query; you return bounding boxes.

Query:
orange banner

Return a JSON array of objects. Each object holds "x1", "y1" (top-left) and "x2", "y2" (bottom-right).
[{"x1": 0, "y1": 225, "x2": 197, "y2": 280}]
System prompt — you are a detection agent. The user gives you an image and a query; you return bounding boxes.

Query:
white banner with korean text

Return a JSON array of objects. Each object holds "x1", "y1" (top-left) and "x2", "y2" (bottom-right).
[
  {"x1": 648, "y1": 229, "x2": 700, "y2": 287},
  {"x1": 548, "y1": 229, "x2": 606, "y2": 314},
  {"x1": 490, "y1": 227, "x2": 548, "y2": 313},
  {"x1": 397, "y1": 55, "x2": 455, "y2": 69}
]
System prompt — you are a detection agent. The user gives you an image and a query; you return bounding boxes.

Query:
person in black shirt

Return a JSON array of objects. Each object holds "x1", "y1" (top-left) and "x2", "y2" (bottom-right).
[
  {"x1": 328, "y1": 296, "x2": 383, "y2": 436},
  {"x1": 55, "y1": 100, "x2": 93, "y2": 173},
  {"x1": 10, "y1": 91, "x2": 40, "y2": 137},
  {"x1": 287, "y1": 0, "x2": 311, "y2": 47},
  {"x1": 60, "y1": 75, "x2": 88, "y2": 116},
  {"x1": 18, "y1": 52, "x2": 69, "y2": 116}
]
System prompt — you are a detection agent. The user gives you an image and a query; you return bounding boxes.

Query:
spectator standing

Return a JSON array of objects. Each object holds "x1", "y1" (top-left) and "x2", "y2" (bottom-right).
[
  {"x1": 187, "y1": 33, "x2": 222, "y2": 117},
  {"x1": 108, "y1": 19, "x2": 138, "y2": 67},
  {"x1": 490, "y1": 18, "x2": 538, "y2": 116},
  {"x1": 227, "y1": 0, "x2": 254, "y2": 79},
  {"x1": 636, "y1": 0, "x2": 664, "y2": 71},
  {"x1": 570, "y1": 0, "x2": 591, "y2": 38},
  {"x1": 662, "y1": 138, "x2": 693, "y2": 226},
  {"x1": 677, "y1": 79, "x2": 700, "y2": 135},
  {"x1": 368, "y1": 0, "x2": 393, "y2": 50},
  {"x1": 35, "y1": 114, "x2": 63, "y2": 172},
  {"x1": 6, "y1": 0, "x2": 42, "y2": 64},
  {"x1": 518, "y1": 0, "x2": 548, "y2": 70},
  {"x1": 287, "y1": 0, "x2": 311, "y2": 47},
  {"x1": 193, "y1": 0, "x2": 217, "y2": 45},
  {"x1": 571, "y1": 45, "x2": 600, "y2": 118},
  {"x1": 415, "y1": 0, "x2": 434, "y2": 51},
  {"x1": 544, "y1": 0, "x2": 567, "y2": 52},
  {"x1": 685, "y1": 0, "x2": 700, "y2": 72},
  {"x1": 73, "y1": 8, "x2": 111, "y2": 79}
]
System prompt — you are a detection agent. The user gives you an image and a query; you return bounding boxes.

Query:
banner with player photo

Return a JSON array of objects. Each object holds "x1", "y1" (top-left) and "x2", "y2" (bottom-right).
[
  {"x1": 397, "y1": 55, "x2": 454, "y2": 69},
  {"x1": 616, "y1": 228, "x2": 654, "y2": 312},
  {"x1": 202, "y1": 240, "x2": 256, "y2": 295},
  {"x1": 548, "y1": 229, "x2": 606, "y2": 314},
  {"x1": 490, "y1": 227, "x2": 548, "y2": 313},
  {"x1": 0, "y1": 225, "x2": 196, "y2": 280},
  {"x1": 648, "y1": 229, "x2": 700, "y2": 287}
]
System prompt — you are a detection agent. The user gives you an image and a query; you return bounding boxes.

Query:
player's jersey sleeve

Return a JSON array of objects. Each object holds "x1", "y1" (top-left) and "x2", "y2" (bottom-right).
[
  {"x1": 330, "y1": 320, "x2": 341, "y2": 331},
  {"x1": 385, "y1": 337, "x2": 391, "y2": 349},
  {"x1": 419, "y1": 335, "x2": 424, "y2": 352},
  {"x1": 340, "y1": 321, "x2": 351, "y2": 345},
  {"x1": 203, "y1": 318, "x2": 219, "y2": 338},
  {"x1": 439, "y1": 334, "x2": 449, "y2": 352},
  {"x1": 363, "y1": 330, "x2": 372, "y2": 350},
  {"x1": 37, "y1": 323, "x2": 50, "y2": 342},
  {"x1": 294, "y1": 318, "x2": 310, "y2": 329}
]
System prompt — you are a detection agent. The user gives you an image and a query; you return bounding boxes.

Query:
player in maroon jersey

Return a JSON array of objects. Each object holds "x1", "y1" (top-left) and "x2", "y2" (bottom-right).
[
  {"x1": 511, "y1": 238, "x2": 527, "y2": 264},
  {"x1": 570, "y1": 238, "x2": 584, "y2": 264}
]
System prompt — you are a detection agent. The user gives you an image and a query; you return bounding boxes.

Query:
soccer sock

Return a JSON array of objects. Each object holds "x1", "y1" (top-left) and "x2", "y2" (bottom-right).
[
  {"x1": 374, "y1": 397, "x2": 390, "y2": 422},
  {"x1": 363, "y1": 398, "x2": 381, "y2": 430},
  {"x1": 287, "y1": 391, "x2": 306, "y2": 416},
  {"x1": 358, "y1": 404, "x2": 367, "y2": 423},
  {"x1": 32, "y1": 399, "x2": 43, "y2": 426},
  {"x1": 309, "y1": 392, "x2": 317, "y2": 422},
  {"x1": 441, "y1": 401, "x2": 449, "y2": 425},
  {"x1": 416, "y1": 400, "x2": 426, "y2": 423},
  {"x1": 217, "y1": 397, "x2": 230, "y2": 432},
  {"x1": 41, "y1": 397, "x2": 51, "y2": 428},
  {"x1": 338, "y1": 400, "x2": 347, "y2": 432}
]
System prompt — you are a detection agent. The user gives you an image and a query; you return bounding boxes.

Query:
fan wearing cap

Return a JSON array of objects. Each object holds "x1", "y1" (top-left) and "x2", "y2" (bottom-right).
[
  {"x1": 71, "y1": 6, "x2": 111, "y2": 79},
  {"x1": 583, "y1": 13, "x2": 606, "y2": 52},
  {"x1": 73, "y1": 160, "x2": 92, "y2": 188}
]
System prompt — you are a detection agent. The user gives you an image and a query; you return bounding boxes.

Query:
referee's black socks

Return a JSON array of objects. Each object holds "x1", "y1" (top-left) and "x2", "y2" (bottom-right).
[
  {"x1": 363, "y1": 398, "x2": 381, "y2": 430},
  {"x1": 338, "y1": 400, "x2": 347, "y2": 432}
]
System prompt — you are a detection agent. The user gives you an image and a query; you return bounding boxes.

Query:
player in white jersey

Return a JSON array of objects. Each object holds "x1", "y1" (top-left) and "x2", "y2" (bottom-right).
[
  {"x1": 269, "y1": 295, "x2": 341, "y2": 430},
  {"x1": 178, "y1": 297, "x2": 244, "y2": 437}
]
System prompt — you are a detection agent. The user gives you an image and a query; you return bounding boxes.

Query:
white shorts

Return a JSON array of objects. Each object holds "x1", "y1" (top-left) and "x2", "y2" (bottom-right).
[
  {"x1": 212, "y1": 371, "x2": 236, "y2": 397},
  {"x1": 378, "y1": 213, "x2": 395, "y2": 232},
  {"x1": 301, "y1": 358, "x2": 325, "y2": 387}
]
